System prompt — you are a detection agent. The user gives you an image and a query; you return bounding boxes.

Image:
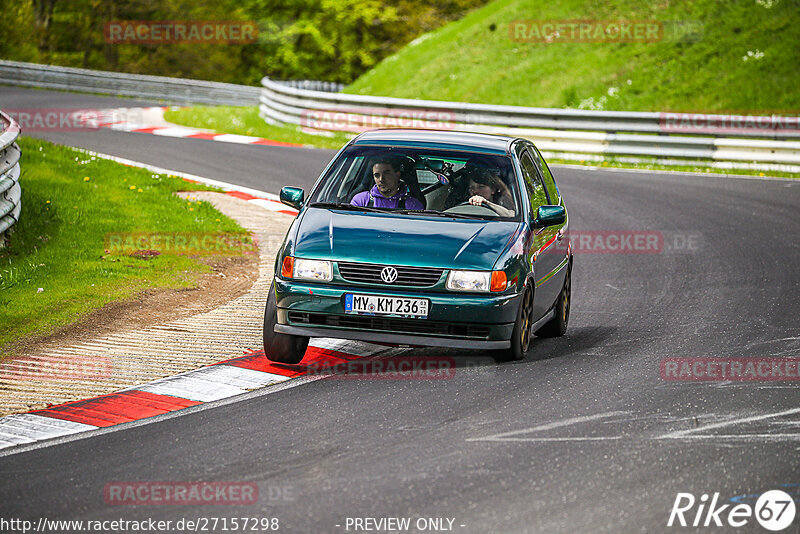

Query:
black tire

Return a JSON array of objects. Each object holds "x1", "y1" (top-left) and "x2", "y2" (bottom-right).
[
  {"x1": 263, "y1": 282, "x2": 309, "y2": 364},
  {"x1": 535, "y1": 265, "x2": 571, "y2": 338},
  {"x1": 494, "y1": 285, "x2": 534, "y2": 362}
]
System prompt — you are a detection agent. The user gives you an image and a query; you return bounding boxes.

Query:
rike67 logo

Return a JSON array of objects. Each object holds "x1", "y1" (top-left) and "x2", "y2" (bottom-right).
[{"x1": 668, "y1": 490, "x2": 796, "y2": 531}]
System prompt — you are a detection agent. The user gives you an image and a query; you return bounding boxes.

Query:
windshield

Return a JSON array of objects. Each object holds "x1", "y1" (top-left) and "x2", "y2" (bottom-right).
[{"x1": 308, "y1": 146, "x2": 521, "y2": 221}]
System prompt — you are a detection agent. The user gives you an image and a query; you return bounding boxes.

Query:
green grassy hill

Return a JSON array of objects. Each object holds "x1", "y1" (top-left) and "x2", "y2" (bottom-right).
[{"x1": 345, "y1": 0, "x2": 800, "y2": 113}]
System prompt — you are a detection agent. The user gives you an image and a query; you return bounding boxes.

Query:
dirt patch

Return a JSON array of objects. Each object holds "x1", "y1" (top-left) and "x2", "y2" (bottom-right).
[{"x1": 3, "y1": 248, "x2": 260, "y2": 360}]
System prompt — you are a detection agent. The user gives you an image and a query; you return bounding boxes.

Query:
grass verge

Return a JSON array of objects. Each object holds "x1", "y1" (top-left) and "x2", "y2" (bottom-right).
[{"x1": 0, "y1": 137, "x2": 249, "y2": 356}]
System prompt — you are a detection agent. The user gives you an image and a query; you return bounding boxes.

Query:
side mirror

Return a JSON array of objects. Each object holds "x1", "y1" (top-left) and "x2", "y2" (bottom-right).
[
  {"x1": 279, "y1": 186, "x2": 305, "y2": 210},
  {"x1": 533, "y1": 205, "x2": 566, "y2": 228}
]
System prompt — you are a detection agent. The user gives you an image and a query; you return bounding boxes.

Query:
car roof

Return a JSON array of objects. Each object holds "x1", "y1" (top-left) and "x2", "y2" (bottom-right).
[{"x1": 351, "y1": 129, "x2": 516, "y2": 155}]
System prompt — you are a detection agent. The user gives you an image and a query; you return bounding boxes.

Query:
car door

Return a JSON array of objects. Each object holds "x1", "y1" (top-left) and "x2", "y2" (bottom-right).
[
  {"x1": 518, "y1": 146, "x2": 567, "y2": 319},
  {"x1": 517, "y1": 148, "x2": 557, "y2": 319}
]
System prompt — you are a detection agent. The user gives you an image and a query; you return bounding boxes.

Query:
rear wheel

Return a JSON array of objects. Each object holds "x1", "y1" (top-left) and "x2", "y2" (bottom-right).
[
  {"x1": 535, "y1": 265, "x2": 571, "y2": 338},
  {"x1": 263, "y1": 282, "x2": 309, "y2": 364},
  {"x1": 494, "y1": 286, "x2": 533, "y2": 362}
]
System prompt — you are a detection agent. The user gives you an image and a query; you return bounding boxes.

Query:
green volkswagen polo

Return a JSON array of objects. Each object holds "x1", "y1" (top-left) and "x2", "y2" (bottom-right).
[{"x1": 264, "y1": 130, "x2": 571, "y2": 363}]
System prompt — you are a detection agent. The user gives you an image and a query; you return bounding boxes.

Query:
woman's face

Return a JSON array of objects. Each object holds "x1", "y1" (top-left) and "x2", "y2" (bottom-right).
[{"x1": 468, "y1": 179, "x2": 495, "y2": 200}]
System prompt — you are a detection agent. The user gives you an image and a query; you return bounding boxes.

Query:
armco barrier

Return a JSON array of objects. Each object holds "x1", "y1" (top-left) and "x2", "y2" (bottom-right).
[
  {"x1": 0, "y1": 110, "x2": 22, "y2": 247},
  {"x1": 0, "y1": 60, "x2": 261, "y2": 106},
  {"x1": 259, "y1": 77, "x2": 800, "y2": 172},
  {"x1": 0, "y1": 60, "x2": 342, "y2": 106}
]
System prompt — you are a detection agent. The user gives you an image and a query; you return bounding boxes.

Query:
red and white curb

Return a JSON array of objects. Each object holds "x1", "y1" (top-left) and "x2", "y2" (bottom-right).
[
  {"x1": 96, "y1": 106, "x2": 303, "y2": 148},
  {"x1": 0, "y1": 339, "x2": 388, "y2": 451}
]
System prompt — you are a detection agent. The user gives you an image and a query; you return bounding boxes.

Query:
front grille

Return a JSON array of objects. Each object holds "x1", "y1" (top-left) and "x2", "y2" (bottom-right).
[
  {"x1": 337, "y1": 262, "x2": 444, "y2": 287},
  {"x1": 288, "y1": 312, "x2": 491, "y2": 339}
]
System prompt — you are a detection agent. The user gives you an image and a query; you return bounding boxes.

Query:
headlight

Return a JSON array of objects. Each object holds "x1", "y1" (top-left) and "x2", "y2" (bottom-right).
[
  {"x1": 282, "y1": 257, "x2": 333, "y2": 281},
  {"x1": 446, "y1": 270, "x2": 507, "y2": 292}
]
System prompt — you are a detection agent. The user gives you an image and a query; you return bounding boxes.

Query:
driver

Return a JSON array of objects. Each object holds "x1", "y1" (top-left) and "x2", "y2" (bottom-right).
[
  {"x1": 466, "y1": 167, "x2": 516, "y2": 217},
  {"x1": 350, "y1": 157, "x2": 424, "y2": 210}
]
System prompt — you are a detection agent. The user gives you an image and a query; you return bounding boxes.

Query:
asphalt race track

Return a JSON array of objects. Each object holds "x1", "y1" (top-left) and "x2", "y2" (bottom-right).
[{"x1": 1, "y1": 87, "x2": 798, "y2": 533}]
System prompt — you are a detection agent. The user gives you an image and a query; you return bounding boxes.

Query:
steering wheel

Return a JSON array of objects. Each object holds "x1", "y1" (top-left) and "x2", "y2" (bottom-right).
[{"x1": 444, "y1": 201, "x2": 496, "y2": 215}]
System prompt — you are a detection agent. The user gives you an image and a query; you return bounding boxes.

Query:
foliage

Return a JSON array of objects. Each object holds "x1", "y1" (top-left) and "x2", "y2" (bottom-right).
[{"x1": 0, "y1": 0, "x2": 487, "y2": 85}]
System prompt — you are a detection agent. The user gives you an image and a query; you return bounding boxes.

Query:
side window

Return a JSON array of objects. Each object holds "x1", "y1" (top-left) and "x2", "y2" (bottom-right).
[
  {"x1": 531, "y1": 147, "x2": 559, "y2": 203},
  {"x1": 519, "y1": 152, "x2": 549, "y2": 211}
]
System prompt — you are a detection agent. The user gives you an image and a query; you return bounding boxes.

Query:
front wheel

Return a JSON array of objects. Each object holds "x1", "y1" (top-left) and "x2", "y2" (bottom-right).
[
  {"x1": 263, "y1": 282, "x2": 309, "y2": 364},
  {"x1": 535, "y1": 265, "x2": 571, "y2": 338},
  {"x1": 494, "y1": 286, "x2": 533, "y2": 362}
]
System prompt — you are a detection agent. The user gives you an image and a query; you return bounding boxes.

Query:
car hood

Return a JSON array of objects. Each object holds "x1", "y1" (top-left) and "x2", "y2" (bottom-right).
[{"x1": 293, "y1": 208, "x2": 521, "y2": 270}]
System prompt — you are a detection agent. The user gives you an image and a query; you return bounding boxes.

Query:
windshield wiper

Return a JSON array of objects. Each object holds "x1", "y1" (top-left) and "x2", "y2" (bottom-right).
[
  {"x1": 393, "y1": 209, "x2": 478, "y2": 219},
  {"x1": 308, "y1": 202, "x2": 385, "y2": 213}
]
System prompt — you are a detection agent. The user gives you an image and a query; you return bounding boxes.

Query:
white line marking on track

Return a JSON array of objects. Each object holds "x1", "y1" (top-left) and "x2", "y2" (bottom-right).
[
  {"x1": 466, "y1": 411, "x2": 629, "y2": 442},
  {"x1": 657, "y1": 407, "x2": 800, "y2": 439},
  {"x1": 0, "y1": 414, "x2": 97, "y2": 443},
  {"x1": 135, "y1": 374, "x2": 247, "y2": 402},
  {"x1": 150, "y1": 127, "x2": 204, "y2": 137},
  {"x1": 660, "y1": 433, "x2": 800, "y2": 441},
  {"x1": 213, "y1": 133, "x2": 263, "y2": 144},
  {"x1": 190, "y1": 365, "x2": 289, "y2": 390}
]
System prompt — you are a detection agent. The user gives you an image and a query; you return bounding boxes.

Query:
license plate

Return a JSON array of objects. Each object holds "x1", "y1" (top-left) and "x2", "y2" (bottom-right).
[{"x1": 344, "y1": 294, "x2": 429, "y2": 318}]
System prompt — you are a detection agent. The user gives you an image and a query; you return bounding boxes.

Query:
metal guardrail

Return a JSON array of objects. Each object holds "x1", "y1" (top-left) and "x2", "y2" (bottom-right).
[
  {"x1": 0, "y1": 60, "x2": 342, "y2": 107},
  {"x1": 0, "y1": 60, "x2": 261, "y2": 106},
  {"x1": 0, "y1": 110, "x2": 22, "y2": 248},
  {"x1": 259, "y1": 77, "x2": 800, "y2": 172}
]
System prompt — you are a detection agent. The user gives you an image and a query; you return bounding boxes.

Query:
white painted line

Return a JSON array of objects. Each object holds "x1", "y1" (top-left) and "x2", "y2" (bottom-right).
[
  {"x1": 658, "y1": 407, "x2": 800, "y2": 439},
  {"x1": 151, "y1": 127, "x2": 205, "y2": 138},
  {"x1": 108, "y1": 122, "x2": 150, "y2": 131},
  {"x1": 213, "y1": 134, "x2": 262, "y2": 144},
  {"x1": 191, "y1": 365, "x2": 289, "y2": 390},
  {"x1": 466, "y1": 411, "x2": 629, "y2": 442},
  {"x1": 309, "y1": 338, "x2": 394, "y2": 358},
  {"x1": 0, "y1": 415, "x2": 97, "y2": 446},
  {"x1": 0, "y1": 430, "x2": 36, "y2": 445},
  {"x1": 136, "y1": 375, "x2": 246, "y2": 402},
  {"x1": 2, "y1": 414, "x2": 98, "y2": 432},
  {"x1": 660, "y1": 433, "x2": 800, "y2": 441}
]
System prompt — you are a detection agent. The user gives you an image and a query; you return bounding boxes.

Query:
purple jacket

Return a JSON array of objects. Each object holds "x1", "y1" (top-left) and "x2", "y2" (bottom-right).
[{"x1": 350, "y1": 184, "x2": 424, "y2": 210}]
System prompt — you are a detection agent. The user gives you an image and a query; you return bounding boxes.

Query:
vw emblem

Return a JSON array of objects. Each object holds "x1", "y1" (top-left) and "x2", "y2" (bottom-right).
[{"x1": 380, "y1": 266, "x2": 398, "y2": 284}]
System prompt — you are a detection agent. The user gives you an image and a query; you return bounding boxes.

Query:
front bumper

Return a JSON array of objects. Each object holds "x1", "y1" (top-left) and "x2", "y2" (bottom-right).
[{"x1": 273, "y1": 278, "x2": 519, "y2": 349}]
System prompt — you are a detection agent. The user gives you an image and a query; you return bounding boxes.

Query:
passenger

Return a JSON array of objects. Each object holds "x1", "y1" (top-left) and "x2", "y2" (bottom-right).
[
  {"x1": 466, "y1": 167, "x2": 516, "y2": 217},
  {"x1": 351, "y1": 157, "x2": 424, "y2": 210}
]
